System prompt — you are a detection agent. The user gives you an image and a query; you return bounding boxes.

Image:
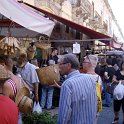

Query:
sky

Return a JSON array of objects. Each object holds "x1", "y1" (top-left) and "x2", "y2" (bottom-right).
[{"x1": 108, "y1": 0, "x2": 124, "y2": 37}]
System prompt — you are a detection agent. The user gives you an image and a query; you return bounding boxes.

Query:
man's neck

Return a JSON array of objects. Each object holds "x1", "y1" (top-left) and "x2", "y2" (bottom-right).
[
  {"x1": 51, "y1": 53, "x2": 55, "y2": 56},
  {"x1": 68, "y1": 69, "x2": 77, "y2": 75},
  {"x1": 86, "y1": 69, "x2": 96, "y2": 74}
]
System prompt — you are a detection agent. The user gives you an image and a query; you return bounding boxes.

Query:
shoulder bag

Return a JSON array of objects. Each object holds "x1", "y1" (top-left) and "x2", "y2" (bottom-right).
[
  {"x1": 96, "y1": 76, "x2": 102, "y2": 112},
  {"x1": 106, "y1": 81, "x2": 118, "y2": 95}
]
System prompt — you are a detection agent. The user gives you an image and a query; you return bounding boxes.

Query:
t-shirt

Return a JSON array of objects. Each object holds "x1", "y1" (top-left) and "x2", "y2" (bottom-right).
[
  {"x1": 17, "y1": 62, "x2": 39, "y2": 91},
  {"x1": 115, "y1": 70, "x2": 124, "y2": 80},
  {"x1": 91, "y1": 74, "x2": 102, "y2": 86},
  {"x1": 90, "y1": 74, "x2": 103, "y2": 91},
  {"x1": 35, "y1": 48, "x2": 42, "y2": 59},
  {"x1": 104, "y1": 66, "x2": 116, "y2": 83},
  {"x1": 0, "y1": 96, "x2": 18, "y2": 124},
  {"x1": 99, "y1": 64, "x2": 107, "y2": 81}
]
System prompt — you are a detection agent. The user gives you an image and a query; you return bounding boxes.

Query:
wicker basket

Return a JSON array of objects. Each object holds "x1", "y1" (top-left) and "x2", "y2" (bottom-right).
[{"x1": 36, "y1": 64, "x2": 60, "y2": 85}]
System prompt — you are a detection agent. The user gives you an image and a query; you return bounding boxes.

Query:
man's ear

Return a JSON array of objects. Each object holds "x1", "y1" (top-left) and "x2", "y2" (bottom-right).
[{"x1": 68, "y1": 63, "x2": 71, "y2": 68}]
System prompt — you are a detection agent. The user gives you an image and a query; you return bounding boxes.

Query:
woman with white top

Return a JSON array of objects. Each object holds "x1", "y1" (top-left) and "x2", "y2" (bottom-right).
[{"x1": 82, "y1": 54, "x2": 102, "y2": 124}]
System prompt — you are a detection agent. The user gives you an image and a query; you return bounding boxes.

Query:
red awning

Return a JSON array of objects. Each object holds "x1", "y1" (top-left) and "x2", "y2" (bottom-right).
[
  {"x1": 19, "y1": 2, "x2": 124, "y2": 50},
  {"x1": 24, "y1": 3, "x2": 111, "y2": 42}
]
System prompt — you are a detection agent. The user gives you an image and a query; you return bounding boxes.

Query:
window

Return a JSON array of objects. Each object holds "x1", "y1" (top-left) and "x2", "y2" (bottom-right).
[{"x1": 65, "y1": 26, "x2": 69, "y2": 33}]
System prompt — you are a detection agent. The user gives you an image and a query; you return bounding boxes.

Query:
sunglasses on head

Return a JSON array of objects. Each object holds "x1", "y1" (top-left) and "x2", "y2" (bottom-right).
[{"x1": 83, "y1": 55, "x2": 91, "y2": 63}]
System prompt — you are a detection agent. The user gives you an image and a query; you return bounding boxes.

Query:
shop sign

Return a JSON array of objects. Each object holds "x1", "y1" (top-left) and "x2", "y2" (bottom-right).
[{"x1": 73, "y1": 42, "x2": 80, "y2": 54}]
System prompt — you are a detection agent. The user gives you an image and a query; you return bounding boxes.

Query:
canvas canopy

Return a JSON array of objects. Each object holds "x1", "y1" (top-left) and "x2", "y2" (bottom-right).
[{"x1": 0, "y1": 0, "x2": 55, "y2": 36}]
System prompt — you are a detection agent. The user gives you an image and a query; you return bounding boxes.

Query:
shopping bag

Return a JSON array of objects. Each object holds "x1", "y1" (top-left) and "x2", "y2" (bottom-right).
[
  {"x1": 113, "y1": 81, "x2": 124, "y2": 100},
  {"x1": 96, "y1": 82, "x2": 102, "y2": 112},
  {"x1": 33, "y1": 102, "x2": 42, "y2": 113}
]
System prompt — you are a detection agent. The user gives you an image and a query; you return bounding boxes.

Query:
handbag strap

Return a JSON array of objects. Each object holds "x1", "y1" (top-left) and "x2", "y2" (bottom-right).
[
  {"x1": 109, "y1": 81, "x2": 115, "y2": 86},
  {"x1": 96, "y1": 76, "x2": 99, "y2": 83}
]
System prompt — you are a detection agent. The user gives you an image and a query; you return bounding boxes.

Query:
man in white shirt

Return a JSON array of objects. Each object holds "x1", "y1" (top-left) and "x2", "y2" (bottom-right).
[{"x1": 17, "y1": 53, "x2": 39, "y2": 102}]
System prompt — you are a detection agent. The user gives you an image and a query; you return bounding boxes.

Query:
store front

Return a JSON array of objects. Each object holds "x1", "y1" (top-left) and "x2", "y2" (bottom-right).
[{"x1": 24, "y1": 2, "x2": 117, "y2": 60}]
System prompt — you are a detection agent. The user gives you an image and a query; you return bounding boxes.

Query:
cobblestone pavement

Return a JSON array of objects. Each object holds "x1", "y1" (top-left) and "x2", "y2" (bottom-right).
[{"x1": 46, "y1": 101, "x2": 123, "y2": 124}]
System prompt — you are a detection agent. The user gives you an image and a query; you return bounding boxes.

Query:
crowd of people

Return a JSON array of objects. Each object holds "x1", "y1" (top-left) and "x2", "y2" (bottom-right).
[
  {"x1": 0, "y1": 47, "x2": 124, "y2": 124},
  {"x1": 95, "y1": 55, "x2": 124, "y2": 124}
]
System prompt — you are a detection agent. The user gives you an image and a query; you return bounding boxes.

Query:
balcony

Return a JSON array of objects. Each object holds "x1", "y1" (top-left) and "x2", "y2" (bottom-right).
[{"x1": 35, "y1": 0, "x2": 61, "y2": 14}]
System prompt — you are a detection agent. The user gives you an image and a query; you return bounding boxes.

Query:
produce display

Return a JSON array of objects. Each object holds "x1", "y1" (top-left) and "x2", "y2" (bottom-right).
[{"x1": 0, "y1": 37, "x2": 20, "y2": 55}]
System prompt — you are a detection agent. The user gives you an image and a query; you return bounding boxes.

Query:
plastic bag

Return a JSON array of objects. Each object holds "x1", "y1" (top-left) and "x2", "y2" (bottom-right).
[
  {"x1": 33, "y1": 102, "x2": 42, "y2": 113},
  {"x1": 113, "y1": 82, "x2": 124, "y2": 100}
]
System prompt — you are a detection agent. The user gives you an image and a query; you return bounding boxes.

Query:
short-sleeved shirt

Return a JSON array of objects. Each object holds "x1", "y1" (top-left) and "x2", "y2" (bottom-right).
[
  {"x1": 115, "y1": 70, "x2": 124, "y2": 81},
  {"x1": 90, "y1": 74, "x2": 102, "y2": 85},
  {"x1": 0, "y1": 96, "x2": 18, "y2": 124},
  {"x1": 104, "y1": 66, "x2": 116, "y2": 83},
  {"x1": 99, "y1": 64, "x2": 107, "y2": 81},
  {"x1": 17, "y1": 62, "x2": 39, "y2": 91},
  {"x1": 35, "y1": 48, "x2": 42, "y2": 58}
]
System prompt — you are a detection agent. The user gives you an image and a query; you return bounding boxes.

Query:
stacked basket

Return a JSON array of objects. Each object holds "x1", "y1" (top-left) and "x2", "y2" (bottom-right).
[{"x1": 0, "y1": 37, "x2": 20, "y2": 56}]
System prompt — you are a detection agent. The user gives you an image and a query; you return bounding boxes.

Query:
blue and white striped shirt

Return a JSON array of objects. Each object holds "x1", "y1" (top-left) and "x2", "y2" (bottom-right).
[{"x1": 58, "y1": 70, "x2": 97, "y2": 124}]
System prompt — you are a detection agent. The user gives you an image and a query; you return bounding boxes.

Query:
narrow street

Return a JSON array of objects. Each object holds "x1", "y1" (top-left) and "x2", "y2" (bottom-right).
[
  {"x1": 98, "y1": 101, "x2": 123, "y2": 124},
  {"x1": 47, "y1": 100, "x2": 123, "y2": 124}
]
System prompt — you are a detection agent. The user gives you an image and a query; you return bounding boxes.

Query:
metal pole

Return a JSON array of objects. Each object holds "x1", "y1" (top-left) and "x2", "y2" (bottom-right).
[{"x1": 50, "y1": 38, "x2": 112, "y2": 42}]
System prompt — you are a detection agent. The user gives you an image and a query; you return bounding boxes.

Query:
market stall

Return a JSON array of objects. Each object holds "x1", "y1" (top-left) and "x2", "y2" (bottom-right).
[{"x1": 0, "y1": 0, "x2": 55, "y2": 58}]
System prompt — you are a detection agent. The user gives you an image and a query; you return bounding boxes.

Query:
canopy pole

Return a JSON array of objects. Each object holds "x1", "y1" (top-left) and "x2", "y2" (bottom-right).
[{"x1": 49, "y1": 38, "x2": 112, "y2": 42}]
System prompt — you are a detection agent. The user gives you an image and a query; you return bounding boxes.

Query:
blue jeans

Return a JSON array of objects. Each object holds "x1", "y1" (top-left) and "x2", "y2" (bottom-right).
[
  {"x1": 103, "y1": 82, "x2": 111, "y2": 106},
  {"x1": 18, "y1": 112, "x2": 22, "y2": 124},
  {"x1": 40, "y1": 86, "x2": 54, "y2": 109}
]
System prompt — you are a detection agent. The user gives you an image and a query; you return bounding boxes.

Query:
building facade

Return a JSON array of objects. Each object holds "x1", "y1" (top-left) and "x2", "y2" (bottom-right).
[{"x1": 21, "y1": 0, "x2": 124, "y2": 53}]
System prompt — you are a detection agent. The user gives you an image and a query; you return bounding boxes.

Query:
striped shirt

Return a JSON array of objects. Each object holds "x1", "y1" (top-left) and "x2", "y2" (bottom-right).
[
  {"x1": 6, "y1": 79, "x2": 17, "y2": 101},
  {"x1": 58, "y1": 70, "x2": 97, "y2": 124}
]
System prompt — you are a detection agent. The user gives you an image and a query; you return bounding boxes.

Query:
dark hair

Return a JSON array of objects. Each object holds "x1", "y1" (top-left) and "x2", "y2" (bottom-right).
[
  {"x1": 112, "y1": 57, "x2": 118, "y2": 66},
  {"x1": 63, "y1": 54, "x2": 79, "y2": 70},
  {"x1": 120, "y1": 61, "x2": 124, "y2": 71},
  {"x1": 12, "y1": 65, "x2": 17, "y2": 75},
  {"x1": 63, "y1": 51, "x2": 68, "y2": 55},
  {"x1": 0, "y1": 55, "x2": 13, "y2": 72},
  {"x1": 0, "y1": 55, "x2": 11, "y2": 65},
  {"x1": 106, "y1": 58, "x2": 112, "y2": 65},
  {"x1": 30, "y1": 42, "x2": 34, "y2": 47},
  {"x1": 117, "y1": 55, "x2": 122, "y2": 58}
]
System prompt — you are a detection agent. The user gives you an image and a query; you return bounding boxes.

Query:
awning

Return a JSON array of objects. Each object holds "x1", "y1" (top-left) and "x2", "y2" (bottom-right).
[
  {"x1": 121, "y1": 45, "x2": 124, "y2": 51},
  {"x1": 110, "y1": 38, "x2": 124, "y2": 51},
  {"x1": 0, "y1": 16, "x2": 41, "y2": 37},
  {"x1": 111, "y1": 39, "x2": 123, "y2": 49},
  {"x1": 25, "y1": 3, "x2": 124, "y2": 50},
  {"x1": 0, "y1": 0, "x2": 55, "y2": 36},
  {"x1": 106, "y1": 50, "x2": 124, "y2": 55},
  {"x1": 24, "y1": 2, "x2": 111, "y2": 45}
]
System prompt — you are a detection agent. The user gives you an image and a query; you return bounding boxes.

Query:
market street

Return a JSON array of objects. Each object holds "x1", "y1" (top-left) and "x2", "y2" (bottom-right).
[{"x1": 47, "y1": 100, "x2": 123, "y2": 124}]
